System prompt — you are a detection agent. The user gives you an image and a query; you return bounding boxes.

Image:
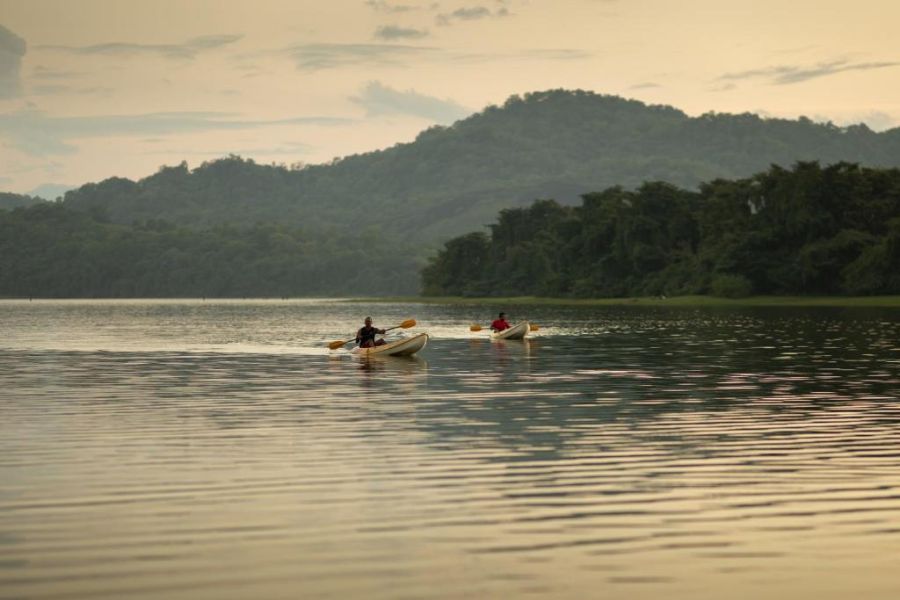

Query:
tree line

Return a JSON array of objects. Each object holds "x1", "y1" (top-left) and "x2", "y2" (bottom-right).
[
  {"x1": 4, "y1": 162, "x2": 898, "y2": 299},
  {"x1": 0, "y1": 203, "x2": 420, "y2": 297},
  {"x1": 421, "y1": 162, "x2": 900, "y2": 297}
]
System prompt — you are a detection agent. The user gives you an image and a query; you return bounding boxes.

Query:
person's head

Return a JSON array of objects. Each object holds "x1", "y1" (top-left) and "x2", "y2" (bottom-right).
[
  {"x1": 364, "y1": 317, "x2": 372, "y2": 326},
  {"x1": 499, "y1": 312, "x2": 506, "y2": 319}
]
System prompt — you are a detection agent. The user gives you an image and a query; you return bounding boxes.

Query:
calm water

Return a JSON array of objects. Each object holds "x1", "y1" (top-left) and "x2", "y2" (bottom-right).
[{"x1": 2, "y1": 299, "x2": 899, "y2": 600}]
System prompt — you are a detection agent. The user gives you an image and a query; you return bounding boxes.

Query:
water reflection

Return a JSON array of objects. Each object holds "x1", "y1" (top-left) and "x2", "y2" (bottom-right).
[
  {"x1": 1, "y1": 301, "x2": 899, "y2": 600},
  {"x1": 354, "y1": 354, "x2": 428, "y2": 375}
]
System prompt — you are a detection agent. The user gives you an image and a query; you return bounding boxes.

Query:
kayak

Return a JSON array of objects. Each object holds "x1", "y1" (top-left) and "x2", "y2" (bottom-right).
[
  {"x1": 492, "y1": 321, "x2": 529, "y2": 340},
  {"x1": 352, "y1": 333, "x2": 429, "y2": 357}
]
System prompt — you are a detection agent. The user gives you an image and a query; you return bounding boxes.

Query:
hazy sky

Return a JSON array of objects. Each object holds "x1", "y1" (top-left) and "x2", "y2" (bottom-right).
[{"x1": 1, "y1": 0, "x2": 898, "y2": 194}]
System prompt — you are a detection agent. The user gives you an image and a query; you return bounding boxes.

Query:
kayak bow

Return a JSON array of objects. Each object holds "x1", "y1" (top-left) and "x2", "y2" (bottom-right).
[{"x1": 352, "y1": 332, "x2": 429, "y2": 357}]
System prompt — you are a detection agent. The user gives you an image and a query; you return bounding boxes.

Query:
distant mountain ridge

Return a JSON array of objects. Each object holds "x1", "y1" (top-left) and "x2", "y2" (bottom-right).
[
  {"x1": 28, "y1": 183, "x2": 76, "y2": 201},
  {"x1": 0, "y1": 192, "x2": 43, "y2": 210},
  {"x1": 34, "y1": 90, "x2": 900, "y2": 244}
]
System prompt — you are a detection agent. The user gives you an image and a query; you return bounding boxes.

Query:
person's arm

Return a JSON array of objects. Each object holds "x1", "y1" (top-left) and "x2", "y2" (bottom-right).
[
  {"x1": 376, "y1": 328, "x2": 386, "y2": 334},
  {"x1": 355, "y1": 328, "x2": 362, "y2": 343}
]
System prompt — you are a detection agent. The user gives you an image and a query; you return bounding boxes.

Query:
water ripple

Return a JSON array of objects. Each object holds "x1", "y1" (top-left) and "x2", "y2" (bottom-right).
[{"x1": 1, "y1": 301, "x2": 899, "y2": 599}]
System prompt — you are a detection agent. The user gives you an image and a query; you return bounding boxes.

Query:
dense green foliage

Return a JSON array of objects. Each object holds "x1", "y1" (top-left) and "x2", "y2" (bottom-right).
[
  {"x1": 58, "y1": 90, "x2": 900, "y2": 243},
  {"x1": 422, "y1": 162, "x2": 900, "y2": 297},
  {"x1": 5, "y1": 90, "x2": 900, "y2": 298},
  {"x1": 0, "y1": 204, "x2": 419, "y2": 297},
  {"x1": 0, "y1": 192, "x2": 44, "y2": 210}
]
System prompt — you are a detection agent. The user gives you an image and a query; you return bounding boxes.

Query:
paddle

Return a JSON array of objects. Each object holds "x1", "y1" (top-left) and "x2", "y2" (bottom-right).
[
  {"x1": 328, "y1": 318, "x2": 417, "y2": 350},
  {"x1": 470, "y1": 323, "x2": 539, "y2": 332}
]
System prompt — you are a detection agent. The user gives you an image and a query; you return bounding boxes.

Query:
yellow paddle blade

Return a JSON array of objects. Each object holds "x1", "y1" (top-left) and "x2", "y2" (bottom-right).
[
  {"x1": 469, "y1": 324, "x2": 483, "y2": 332},
  {"x1": 399, "y1": 318, "x2": 416, "y2": 329},
  {"x1": 529, "y1": 324, "x2": 540, "y2": 331},
  {"x1": 328, "y1": 338, "x2": 352, "y2": 350}
]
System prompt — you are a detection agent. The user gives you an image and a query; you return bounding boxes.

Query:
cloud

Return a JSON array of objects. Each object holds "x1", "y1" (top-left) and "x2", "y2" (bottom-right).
[
  {"x1": 144, "y1": 140, "x2": 313, "y2": 157},
  {"x1": 4, "y1": 158, "x2": 65, "y2": 178},
  {"x1": 350, "y1": 81, "x2": 470, "y2": 123},
  {"x1": 630, "y1": 82, "x2": 661, "y2": 90},
  {"x1": 285, "y1": 43, "x2": 439, "y2": 70},
  {"x1": 37, "y1": 34, "x2": 242, "y2": 60},
  {"x1": 365, "y1": 0, "x2": 418, "y2": 12},
  {"x1": 448, "y1": 6, "x2": 492, "y2": 20},
  {"x1": 436, "y1": 6, "x2": 502, "y2": 25},
  {"x1": 710, "y1": 82, "x2": 737, "y2": 92},
  {"x1": 813, "y1": 110, "x2": 898, "y2": 132},
  {"x1": 0, "y1": 24, "x2": 26, "y2": 98},
  {"x1": 0, "y1": 109, "x2": 350, "y2": 156},
  {"x1": 446, "y1": 47, "x2": 590, "y2": 64},
  {"x1": 278, "y1": 40, "x2": 587, "y2": 71},
  {"x1": 28, "y1": 66, "x2": 114, "y2": 97},
  {"x1": 374, "y1": 25, "x2": 429, "y2": 40},
  {"x1": 515, "y1": 49, "x2": 590, "y2": 61},
  {"x1": 753, "y1": 107, "x2": 897, "y2": 132},
  {"x1": 854, "y1": 111, "x2": 897, "y2": 132},
  {"x1": 31, "y1": 65, "x2": 79, "y2": 80},
  {"x1": 30, "y1": 84, "x2": 114, "y2": 97},
  {"x1": 719, "y1": 59, "x2": 900, "y2": 85}
]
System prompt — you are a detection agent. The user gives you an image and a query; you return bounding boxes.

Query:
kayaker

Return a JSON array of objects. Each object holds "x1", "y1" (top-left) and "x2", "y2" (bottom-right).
[
  {"x1": 356, "y1": 317, "x2": 387, "y2": 348},
  {"x1": 491, "y1": 312, "x2": 511, "y2": 332}
]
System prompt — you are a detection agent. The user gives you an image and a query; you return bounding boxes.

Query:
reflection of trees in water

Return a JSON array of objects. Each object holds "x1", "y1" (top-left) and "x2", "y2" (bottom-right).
[
  {"x1": 405, "y1": 311, "x2": 900, "y2": 462},
  {"x1": 111, "y1": 308, "x2": 898, "y2": 460}
]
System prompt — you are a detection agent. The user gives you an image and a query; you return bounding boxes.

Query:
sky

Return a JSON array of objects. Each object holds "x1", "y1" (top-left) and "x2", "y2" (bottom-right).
[{"x1": 1, "y1": 0, "x2": 898, "y2": 195}]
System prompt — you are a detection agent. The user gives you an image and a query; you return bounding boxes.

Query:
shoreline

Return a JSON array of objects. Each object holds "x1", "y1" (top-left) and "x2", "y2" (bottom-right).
[
  {"x1": 2, "y1": 295, "x2": 899, "y2": 308},
  {"x1": 347, "y1": 295, "x2": 900, "y2": 308}
]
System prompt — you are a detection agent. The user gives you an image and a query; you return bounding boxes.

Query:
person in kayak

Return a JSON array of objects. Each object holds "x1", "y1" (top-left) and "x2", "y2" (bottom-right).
[
  {"x1": 491, "y1": 312, "x2": 511, "y2": 332},
  {"x1": 356, "y1": 317, "x2": 387, "y2": 348}
]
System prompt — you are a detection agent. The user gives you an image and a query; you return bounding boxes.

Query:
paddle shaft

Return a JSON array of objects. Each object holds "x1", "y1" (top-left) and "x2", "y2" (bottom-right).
[
  {"x1": 329, "y1": 318, "x2": 416, "y2": 349},
  {"x1": 471, "y1": 322, "x2": 539, "y2": 332}
]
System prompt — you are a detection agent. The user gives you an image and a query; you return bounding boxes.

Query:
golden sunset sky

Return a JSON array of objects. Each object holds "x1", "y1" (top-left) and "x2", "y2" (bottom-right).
[{"x1": 1, "y1": 0, "x2": 898, "y2": 194}]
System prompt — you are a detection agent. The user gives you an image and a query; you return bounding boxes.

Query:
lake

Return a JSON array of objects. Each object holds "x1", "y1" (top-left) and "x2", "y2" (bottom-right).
[{"x1": 1, "y1": 299, "x2": 899, "y2": 599}]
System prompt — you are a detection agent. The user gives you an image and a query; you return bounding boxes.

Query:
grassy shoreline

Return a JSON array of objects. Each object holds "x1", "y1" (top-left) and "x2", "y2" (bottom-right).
[{"x1": 349, "y1": 295, "x2": 900, "y2": 308}]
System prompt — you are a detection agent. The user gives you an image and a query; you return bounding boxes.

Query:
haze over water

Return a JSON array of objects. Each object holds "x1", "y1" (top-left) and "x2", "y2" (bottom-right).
[{"x1": 2, "y1": 299, "x2": 900, "y2": 599}]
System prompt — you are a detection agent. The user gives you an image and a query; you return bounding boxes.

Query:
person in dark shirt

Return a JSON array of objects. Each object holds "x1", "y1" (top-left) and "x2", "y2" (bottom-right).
[
  {"x1": 356, "y1": 317, "x2": 387, "y2": 348},
  {"x1": 490, "y1": 312, "x2": 511, "y2": 332}
]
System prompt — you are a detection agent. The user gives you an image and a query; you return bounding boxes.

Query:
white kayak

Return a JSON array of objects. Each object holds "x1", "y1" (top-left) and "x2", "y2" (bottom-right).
[
  {"x1": 352, "y1": 332, "x2": 429, "y2": 357},
  {"x1": 492, "y1": 321, "x2": 529, "y2": 340}
]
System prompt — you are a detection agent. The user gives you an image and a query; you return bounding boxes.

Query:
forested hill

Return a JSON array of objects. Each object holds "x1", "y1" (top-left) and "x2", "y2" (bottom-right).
[
  {"x1": 422, "y1": 162, "x2": 900, "y2": 298},
  {"x1": 0, "y1": 192, "x2": 43, "y2": 210},
  {"x1": 6, "y1": 161, "x2": 896, "y2": 299},
  {"x1": 59, "y1": 89, "x2": 900, "y2": 242}
]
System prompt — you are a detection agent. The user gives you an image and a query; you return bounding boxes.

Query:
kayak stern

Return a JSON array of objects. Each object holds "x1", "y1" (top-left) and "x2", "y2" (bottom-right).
[{"x1": 491, "y1": 321, "x2": 529, "y2": 340}]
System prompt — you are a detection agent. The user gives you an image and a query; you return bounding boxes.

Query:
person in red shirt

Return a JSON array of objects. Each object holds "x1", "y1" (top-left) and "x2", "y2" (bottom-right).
[{"x1": 490, "y1": 312, "x2": 510, "y2": 332}]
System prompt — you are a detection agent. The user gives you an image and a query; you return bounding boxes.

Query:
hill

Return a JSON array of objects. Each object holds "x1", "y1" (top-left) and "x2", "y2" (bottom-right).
[
  {"x1": 5, "y1": 89, "x2": 900, "y2": 297},
  {"x1": 422, "y1": 162, "x2": 900, "y2": 298},
  {"x1": 59, "y1": 89, "x2": 900, "y2": 244},
  {"x1": 0, "y1": 204, "x2": 421, "y2": 297},
  {"x1": 0, "y1": 192, "x2": 45, "y2": 210},
  {"x1": 28, "y1": 183, "x2": 76, "y2": 201}
]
